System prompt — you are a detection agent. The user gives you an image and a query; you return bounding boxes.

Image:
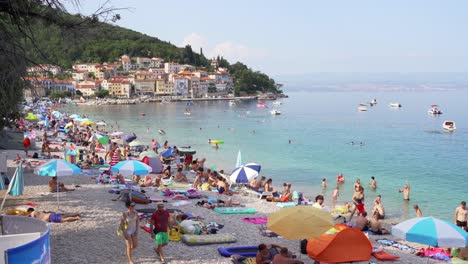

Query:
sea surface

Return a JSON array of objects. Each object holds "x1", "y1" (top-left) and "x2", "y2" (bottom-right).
[{"x1": 66, "y1": 90, "x2": 468, "y2": 222}]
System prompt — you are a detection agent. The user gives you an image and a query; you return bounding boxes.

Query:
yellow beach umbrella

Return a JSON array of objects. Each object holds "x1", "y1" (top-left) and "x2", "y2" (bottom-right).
[
  {"x1": 80, "y1": 120, "x2": 95, "y2": 126},
  {"x1": 267, "y1": 206, "x2": 334, "y2": 240},
  {"x1": 25, "y1": 112, "x2": 39, "y2": 121}
]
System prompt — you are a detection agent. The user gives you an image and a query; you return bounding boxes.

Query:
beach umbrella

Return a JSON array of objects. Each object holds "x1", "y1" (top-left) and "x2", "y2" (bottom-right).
[
  {"x1": 267, "y1": 206, "x2": 334, "y2": 240},
  {"x1": 34, "y1": 159, "x2": 81, "y2": 210},
  {"x1": 230, "y1": 163, "x2": 261, "y2": 184},
  {"x1": 142, "y1": 156, "x2": 163, "y2": 174},
  {"x1": 110, "y1": 131, "x2": 125, "y2": 137},
  {"x1": 392, "y1": 217, "x2": 468, "y2": 248},
  {"x1": 51, "y1": 111, "x2": 62, "y2": 118},
  {"x1": 178, "y1": 147, "x2": 196, "y2": 155},
  {"x1": 160, "y1": 147, "x2": 175, "y2": 158},
  {"x1": 80, "y1": 120, "x2": 95, "y2": 126},
  {"x1": 25, "y1": 112, "x2": 39, "y2": 121},
  {"x1": 235, "y1": 150, "x2": 243, "y2": 168},
  {"x1": 111, "y1": 160, "x2": 152, "y2": 176},
  {"x1": 129, "y1": 140, "x2": 144, "y2": 147},
  {"x1": 139, "y1": 151, "x2": 158, "y2": 158},
  {"x1": 69, "y1": 114, "x2": 80, "y2": 119},
  {"x1": 96, "y1": 121, "x2": 107, "y2": 126},
  {"x1": 89, "y1": 133, "x2": 110, "y2": 144},
  {"x1": 125, "y1": 134, "x2": 137, "y2": 143},
  {"x1": 7, "y1": 163, "x2": 24, "y2": 196}
]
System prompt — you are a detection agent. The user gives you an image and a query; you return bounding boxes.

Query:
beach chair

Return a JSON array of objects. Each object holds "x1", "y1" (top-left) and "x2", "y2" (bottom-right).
[{"x1": 258, "y1": 191, "x2": 273, "y2": 200}]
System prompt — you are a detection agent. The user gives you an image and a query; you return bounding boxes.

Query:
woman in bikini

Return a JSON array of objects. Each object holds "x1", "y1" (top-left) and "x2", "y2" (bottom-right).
[{"x1": 121, "y1": 201, "x2": 139, "y2": 264}]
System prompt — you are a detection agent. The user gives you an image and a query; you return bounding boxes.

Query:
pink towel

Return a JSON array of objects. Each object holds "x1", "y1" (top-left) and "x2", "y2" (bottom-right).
[{"x1": 243, "y1": 217, "x2": 268, "y2": 224}]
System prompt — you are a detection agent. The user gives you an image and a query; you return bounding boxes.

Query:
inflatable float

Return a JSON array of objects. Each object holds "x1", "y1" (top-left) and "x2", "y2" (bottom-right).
[
  {"x1": 158, "y1": 129, "x2": 166, "y2": 135},
  {"x1": 214, "y1": 207, "x2": 256, "y2": 214},
  {"x1": 218, "y1": 246, "x2": 258, "y2": 257},
  {"x1": 209, "y1": 140, "x2": 224, "y2": 144},
  {"x1": 181, "y1": 234, "x2": 237, "y2": 246},
  {"x1": 130, "y1": 191, "x2": 151, "y2": 204}
]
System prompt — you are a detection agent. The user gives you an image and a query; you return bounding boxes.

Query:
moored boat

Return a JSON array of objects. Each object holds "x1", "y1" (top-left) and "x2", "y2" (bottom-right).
[
  {"x1": 389, "y1": 102, "x2": 402, "y2": 108},
  {"x1": 442, "y1": 120, "x2": 456, "y2": 131}
]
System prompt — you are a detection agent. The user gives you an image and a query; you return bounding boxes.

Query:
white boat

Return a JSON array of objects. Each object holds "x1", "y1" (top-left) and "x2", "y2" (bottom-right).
[
  {"x1": 158, "y1": 129, "x2": 166, "y2": 135},
  {"x1": 389, "y1": 103, "x2": 402, "y2": 108},
  {"x1": 270, "y1": 109, "x2": 281, "y2": 115},
  {"x1": 442, "y1": 120, "x2": 456, "y2": 131},
  {"x1": 184, "y1": 112, "x2": 192, "y2": 116},
  {"x1": 370, "y1": 98, "x2": 377, "y2": 106},
  {"x1": 358, "y1": 103, "x2": 368, "y2": 111},
  {"x1": 229, "y1": 100, "x2": 236, "y2": 106},
  {"x1": 428, "y1": 105, "x2": 443, "y2": 115},
  {"x1": 272, "y1": 101, "x2": 283, "y2": 106}
]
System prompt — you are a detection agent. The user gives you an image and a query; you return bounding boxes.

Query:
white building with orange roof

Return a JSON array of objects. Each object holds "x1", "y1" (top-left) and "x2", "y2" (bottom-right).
[
  {"x1": 149, "y1": 68, "x2": 166, "y2": 79},
  {"x1": 121, "y1": 55, "x2": 132, "y2": 71},
  {"x1": 150, "y1": 57, "x2": 164, "y2": 68},
  {"x1": 27, "y1": 64, "x2": 62, "y2": 77},
  {"x1": 180, "y1": 64, "x2": 195, "y2": 71},
  {"x1": 134, "y1": 79, "x2": 156, "y2": 95},
  {"x1": 76, "y1": 80, "x2": 99, "y2": 96},
  {"x1": 164, "y1": 62, "x2": 181, "y2": 74},
  {"x1": 72, "y1": 70, "x2": 87, "y2": 81},
  {"x1": 193, "y1": 70, "x2": 208, "y2": 78},
  {"x1": 173, "y1": 76, "x2": 189, "y2": 96}
]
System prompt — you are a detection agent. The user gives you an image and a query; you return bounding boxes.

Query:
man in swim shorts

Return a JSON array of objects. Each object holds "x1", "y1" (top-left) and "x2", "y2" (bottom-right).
[
  {"x1": 150, "y1": 203, "x2": 170, "y2": 263},
  {"x1": 27, "y1": 208, "x2": 80, "y2": 223},
  {"x1": 399, "y1": 182, "x2": 410, "y2": 200},
  {"x1": 454, "y1": 201, "x2": 467, "y2": 231}
]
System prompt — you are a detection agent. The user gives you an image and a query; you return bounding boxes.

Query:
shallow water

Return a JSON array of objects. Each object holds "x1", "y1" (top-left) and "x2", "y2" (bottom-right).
[{"x1": 66, "y1": 90, "x2": 468, "y2": 222}]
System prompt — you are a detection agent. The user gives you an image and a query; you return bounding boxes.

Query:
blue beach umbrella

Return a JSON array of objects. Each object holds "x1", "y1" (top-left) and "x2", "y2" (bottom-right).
[
  {"x1": 125, "y1": 134, "x2": 137, "y2": 143},
  {"x1": 230, "y1": 163, "x2": 261, "y2": 184},
  {"x1": 34, "y1": 159, "x2": 81, "y2": 210},
  {"x1": 392, "y1": 217, "x2": 468, "y2": 248},
  {"x1": 111, "y1": 160, "x2": 152, "y2": 176},
  {"x1": 160, "y1": 147, "x2": 175, "y2": 158},
  {"x1": 7, "y1": 163, "x2": 24, "y2": 196}
]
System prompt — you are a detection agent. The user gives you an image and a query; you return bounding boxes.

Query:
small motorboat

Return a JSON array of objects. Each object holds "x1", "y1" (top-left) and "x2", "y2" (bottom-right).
[
  {"x1": 389, "y1": 103, "x2": 402, "y2": 108},
  {"x1": 358, "y1": 103, "x2": 368, "y2": 112},
  {"x1": 140, "y1": 113, "x2": 146, "y2": 116},
  {"x1": 184, "y1": 112, "x2": 192, "y2": 116},
  {"x1": 370, "y1": 98, "x2": 377, "y2": 106},
  {"x1": 270, "y1": 109, "x2": 281, "y2": 115},
  {"x1": 428, "y1": 105, "x2": 443, "y2": 115},
  {"x1": 442, "y1": 120, "x2": 456, "y2": 131},
  {"x1": 229, "y1": 100, "x2": 236, "y2": 106},
  {"x1": 158, "y1": 129, "x2": 166, "y2": 135},
  {"x1": 272, "y1": 101, "x2": 283, "y2": 106}
]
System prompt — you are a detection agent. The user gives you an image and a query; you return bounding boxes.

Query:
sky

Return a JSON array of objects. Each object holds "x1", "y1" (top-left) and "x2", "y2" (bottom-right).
[{"x1": 66, "y1": 0, "x2": 468, "y2": 77}]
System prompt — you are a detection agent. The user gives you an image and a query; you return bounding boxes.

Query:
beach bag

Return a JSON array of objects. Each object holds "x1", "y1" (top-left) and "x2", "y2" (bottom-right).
[
  {"x1": 117, "y1": 221, "x2": 128, "y2": 237},
  {"x1": 300, "y1": 239, "x2": 308, "y2": 254}
]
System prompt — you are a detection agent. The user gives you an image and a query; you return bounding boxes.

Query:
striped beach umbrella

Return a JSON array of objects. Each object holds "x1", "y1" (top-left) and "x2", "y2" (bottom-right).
[
  {"x1": 111, "y1": 160, "x2": 152, "y2": 176},
  {"x1": 230, "y1": 163, "x2": 261, "y2": 183},
  {"x1": 392, "y1": 217, "x2": 468, "y2": 247}
]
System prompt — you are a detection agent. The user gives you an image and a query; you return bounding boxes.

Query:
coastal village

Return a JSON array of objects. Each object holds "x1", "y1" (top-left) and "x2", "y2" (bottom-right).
[{"x1": 25, "y1": 55, "x2": 234, "y2": 100}]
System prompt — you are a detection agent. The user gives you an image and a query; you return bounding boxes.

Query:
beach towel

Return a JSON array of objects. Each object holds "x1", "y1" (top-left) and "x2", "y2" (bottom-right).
[
  {"x1": 242, "y1": 217, "x2": 268, "y2": 224},
  {"x1": 376, "y1": 239, "x2": 417, "y2": 253},
  {"x1": 181, "y1": 233, "x2": 237, "y2": 246},
  {"x1": 276, "y1": 202, "x2": 296, "y2": 208},
  {"x1": 372, "y1": 250, "x2": 400, "y2": 261},
  {"x1": 172, "y1": 201, "x2": 191, "y2": 206},
  {"x1": 416, "y1": 247, "x2": 451, "y2": 261},
  {"x1": 214, "y1": 207, "x2": 256, "y2": 214}
]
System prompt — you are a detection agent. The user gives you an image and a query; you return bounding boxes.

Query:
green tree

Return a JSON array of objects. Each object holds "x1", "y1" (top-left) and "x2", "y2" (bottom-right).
[
  {"x1": 95, "y1": 89, "x2": 109, "y2": 98},
  {"x1": 75, "y1": 90, "x2": 83, "y2": 96}
]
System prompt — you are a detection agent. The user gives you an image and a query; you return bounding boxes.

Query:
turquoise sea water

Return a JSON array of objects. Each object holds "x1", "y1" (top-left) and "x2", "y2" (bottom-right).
[{"x1": 67, "y1": 90, "x2": 468, "y2": 221}]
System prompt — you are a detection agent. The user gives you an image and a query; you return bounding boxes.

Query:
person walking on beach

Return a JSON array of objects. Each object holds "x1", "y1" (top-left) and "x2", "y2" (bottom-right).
[
  {"x1": 150, "y1": 203, "x2": 170, "y2": 263},
  {"x1": 121, "y1": 201, "x2": 139, "y2": 264},
  {"x1": 398, "y1": 181, "x2": 410, "y2": 200},
  {"x1": 414, "y1": 204, "x2": 423, "y2": 217},
  {"x1": 454, "y1": 201, "x2": 467, "y2": 231}
]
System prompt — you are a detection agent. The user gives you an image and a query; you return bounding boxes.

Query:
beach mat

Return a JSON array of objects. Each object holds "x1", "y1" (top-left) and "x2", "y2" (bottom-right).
[
  {"x1": 242, "y1": 217, "x2": 267, "y2": 224},
  {"x1": 214, "y1": 207, "x2": 256, "y2": 214},
  {"x1": 276, "y1": 202, "x2": 296, "y2": 208},
  {"x1": 181, "y1": 234, "x2": 237, "y2": 245}
]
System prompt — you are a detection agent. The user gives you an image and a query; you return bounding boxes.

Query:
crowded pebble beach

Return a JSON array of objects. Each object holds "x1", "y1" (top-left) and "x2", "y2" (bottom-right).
[{"x1": 1, "y1": 101, "x2": 466, "y2": 264}]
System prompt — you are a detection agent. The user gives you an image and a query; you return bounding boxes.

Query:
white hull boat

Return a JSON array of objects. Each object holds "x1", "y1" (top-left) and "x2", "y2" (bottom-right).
[
  {"x1": 428, "y1": 105, "x2": 442, "y2": 115},
  {"x1": 270, "y1": 109, "x2": 281, "y2": 115},
  {"x1": 229, "y1": 100, "x2": 236, "y2": 106},
  {"x1": 442, "y1": 120, "x2": 456, "y2": 131},
  {"x1": 272, "y1": 101, "x2": 283, "y2": 106},
  {"x1": 358, "y1": 104, "x2": 368, "y2": 111},
  {"x1": 389, "y1": 103, "x2": 402, "y2": 108}
]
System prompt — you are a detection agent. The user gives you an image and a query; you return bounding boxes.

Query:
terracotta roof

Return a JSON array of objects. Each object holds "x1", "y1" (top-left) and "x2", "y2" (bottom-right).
[{"x1": 135, "y1": 79, "x2": 157, "y2": 82}]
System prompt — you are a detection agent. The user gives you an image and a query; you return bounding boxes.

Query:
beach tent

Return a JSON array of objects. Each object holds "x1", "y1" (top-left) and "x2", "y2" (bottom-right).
[
  {"x1": 141, "y1": 156, "x2": 163, "y2": 174},
  {"x1": 307, "y1": 226, "x2": 372, "y2": 263}
]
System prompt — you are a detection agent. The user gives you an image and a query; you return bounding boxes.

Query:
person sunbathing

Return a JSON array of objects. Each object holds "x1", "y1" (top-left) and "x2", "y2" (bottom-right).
[
  {"x1": 273, "y1": 247, "x2": 304, "y2": 264},
  {"x1": 27, "y1": 208, "x2": 80, "y2": 223},
  {"x1": 256, "y1": 244, "x2": 287, "y2": 264},
  {"x1": 174, "y1": 168, "x2": 189, "y2": 182},
  {"x1": 49, "y1": 177, "x2": 75, "y2": 192},
  {"x1": 369, "y1": 213, "x2": 390, "y2": 235}
]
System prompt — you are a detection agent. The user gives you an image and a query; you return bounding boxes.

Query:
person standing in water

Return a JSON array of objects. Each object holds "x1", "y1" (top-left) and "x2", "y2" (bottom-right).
[
  {"x1": 368, "y1": 176, "x2": 377, "y2": 189},
  {"x1": 413, "y1": 204, "x2": 423, "y2": 217},
  {"x1": 398, "y1": 181, "x2": 410, "y2": 201},
  {"x1": 454, "y1": 201, "x2": 467, "y2": 231}
]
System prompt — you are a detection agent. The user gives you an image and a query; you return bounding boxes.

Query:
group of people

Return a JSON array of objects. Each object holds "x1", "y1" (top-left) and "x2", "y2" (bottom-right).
[{"x1": 248, "y1": 176, "x2": 294, "y2": 203}]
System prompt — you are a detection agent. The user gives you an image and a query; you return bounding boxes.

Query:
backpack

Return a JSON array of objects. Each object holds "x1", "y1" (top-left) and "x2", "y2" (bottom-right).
[{"x1": 300, "y1": 239, "x2": 308, "y2": 254}]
